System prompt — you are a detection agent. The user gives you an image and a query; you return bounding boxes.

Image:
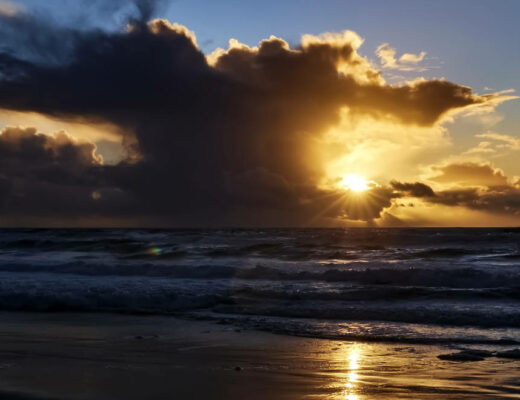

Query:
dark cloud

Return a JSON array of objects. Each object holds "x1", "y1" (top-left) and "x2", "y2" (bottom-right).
[
  {"x1": 391, "y1": 175, "x2": 520, "y2": 217},
  {"x1": 0, "y1": 0, "x2": 166, "y2": 65},
  {"x1": 0, "y1": 126, "x2": 144, "y2": 226},
  {"x1": 0, "y1": 126, "x2": 102, "y2": 181},
  {"x1": 430, "y1": 187, "x2": 520, "y2": 215},
  {"x1": 391, "y1": 181, "x2": 435, "y2": 197},
  {"x1": 0, "y1": 3, "x2": 510, "y2": 226},
  {"x1": 0, "y1": 126, "x2": 105, "y2": 217},
  {"x1": 432, "y1": 187, "x2": 520, "y2": 215}
]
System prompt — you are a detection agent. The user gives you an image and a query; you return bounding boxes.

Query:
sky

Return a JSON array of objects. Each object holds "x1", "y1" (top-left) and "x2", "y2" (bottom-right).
[{"x1": 0, "y1": 0, "x2": 519, "y2": 227}]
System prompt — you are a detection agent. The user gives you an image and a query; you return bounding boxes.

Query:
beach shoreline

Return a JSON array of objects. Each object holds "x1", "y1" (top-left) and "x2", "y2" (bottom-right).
[{"x1": 0, "y1": 312, "x2": 518, "y2": 399}]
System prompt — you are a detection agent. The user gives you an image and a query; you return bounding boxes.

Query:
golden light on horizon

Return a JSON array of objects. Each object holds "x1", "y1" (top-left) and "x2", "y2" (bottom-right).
[{"x1": 340, "y1": 174, "x2": 370, "y2": 192}]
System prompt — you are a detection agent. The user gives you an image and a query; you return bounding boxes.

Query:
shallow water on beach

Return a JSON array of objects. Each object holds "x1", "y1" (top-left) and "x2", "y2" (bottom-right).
[{"x1": 0, "y1": 228, "x2": 520, "y2": 346}]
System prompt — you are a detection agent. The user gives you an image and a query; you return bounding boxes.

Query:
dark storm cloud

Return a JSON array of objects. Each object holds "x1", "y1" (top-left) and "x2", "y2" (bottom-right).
[
  {"x1": 0, "y1": 126, "x2": 136, "y2": 220},
  {"x1": 0, "y1": 126, "x2": 102, "y2": 214},
  {"x1": 0, "y1": 126, "x2": 102, "y2": 180},
  {"x1": 0, "y1": 3, "x2": 510, "y2": 225}
]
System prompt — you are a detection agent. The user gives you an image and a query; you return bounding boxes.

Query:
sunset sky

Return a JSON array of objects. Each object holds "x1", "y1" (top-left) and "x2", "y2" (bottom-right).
[{"x1": 0, "y1": 0, "x2": 519, "y2": 227}]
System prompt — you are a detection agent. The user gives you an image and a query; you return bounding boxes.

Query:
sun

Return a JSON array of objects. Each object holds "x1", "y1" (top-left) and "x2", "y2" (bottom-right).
[{"x1": 340, "y1": 174, "x2": 370, "y2": 192}]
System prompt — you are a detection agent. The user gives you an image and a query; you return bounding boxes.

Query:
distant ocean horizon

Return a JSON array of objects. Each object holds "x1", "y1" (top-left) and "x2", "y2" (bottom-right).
[{"x1": 1, "y1": 227, "x2": 519, "y2": 347}]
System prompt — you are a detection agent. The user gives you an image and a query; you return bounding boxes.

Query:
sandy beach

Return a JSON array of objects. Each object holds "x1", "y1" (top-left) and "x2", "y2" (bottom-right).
[{"x1": 0, "y1": 312, "x2": 517, "y2": 399}]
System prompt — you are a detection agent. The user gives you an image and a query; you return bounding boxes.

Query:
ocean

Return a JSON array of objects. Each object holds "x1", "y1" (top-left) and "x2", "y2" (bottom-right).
[{"x1": 1, "y1": 228, "x2": 519, "y2": 347}]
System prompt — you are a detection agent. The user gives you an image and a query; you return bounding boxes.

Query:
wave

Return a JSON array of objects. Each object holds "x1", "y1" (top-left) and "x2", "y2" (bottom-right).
[
  {"x1": 233, "y1": 285, "x2": 520, "y2": 301},
  {"x1": 409, "y1": 248, "x2": 489, "y2": 258},
  {"x1": 1, "y1": 228, "x2": 519, "y2": 263},
  {"x1": 0, "y1": 272, "x2": 519, "y2": 328},
  {"x1": 0, "y1": 263, "x2": 519, "y2": 289},
  {"x1": 1, "y1": 228, "x2": 520, "y2": 343},
  {"x1": 191, "y1": 313, "x2": 520, "y2": 345},
  {"x1": 211, "y1": 301, "x2": 520, "y2": 328}
]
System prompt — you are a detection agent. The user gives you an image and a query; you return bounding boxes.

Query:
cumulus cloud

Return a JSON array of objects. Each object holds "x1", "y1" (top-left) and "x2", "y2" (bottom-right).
[
  {"x1": 390, "y1": 162, "x2": 520, "y2": 218},
  {"x1": 0, "y1": 126, "x2": 102, "y2": 216},
  {"x1": 0, "y1": 0, "x2": 515, "y2": 226},
  {"x1": 0, "y1": 126, "x2": 102, "y2": 174},
  {"x1": 0, "y1": 125, "x2": 142, "y2": 225},
  {"x1": 376, "y1": 43, "x2": 427, "y2": 71},
  {"x1": 430, "y1": 162, "x2": 509, "y2": 188}
]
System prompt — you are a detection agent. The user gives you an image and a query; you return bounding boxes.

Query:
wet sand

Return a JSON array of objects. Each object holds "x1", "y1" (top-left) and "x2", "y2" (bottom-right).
[{"x1": 0, "y1": 312, "x2": 518, "y2": 399}]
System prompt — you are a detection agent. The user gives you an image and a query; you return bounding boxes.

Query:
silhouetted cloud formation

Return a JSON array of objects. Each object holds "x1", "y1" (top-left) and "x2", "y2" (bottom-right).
[
  {"x1": 0, "y1": 126, "x2": 101, "y2": 215},
  {"x1": 393, "y1": 164, "x2": 520, "y2": 216},
  {"x1": 431, "y1": 187, "x2": 520, "y2": 216},
  {"x1": 391, "y1": 181, "x2": 436, "y2": 198},
  {"x1": 0, "y1": 1, "x2": 514, "y2": 226}
]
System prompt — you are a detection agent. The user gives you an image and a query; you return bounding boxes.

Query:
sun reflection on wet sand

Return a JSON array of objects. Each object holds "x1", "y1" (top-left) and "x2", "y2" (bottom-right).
[
  {"x1": 314, "y1": 338, "x2": 520, "y2": 400},
  {"x1": 314, "y1": 344, "x2": 364, "y2": 400}
]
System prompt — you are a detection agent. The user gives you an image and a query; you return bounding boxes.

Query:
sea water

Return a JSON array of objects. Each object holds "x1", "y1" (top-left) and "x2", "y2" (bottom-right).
[{"x1": 0, "y1": 228, "x2": 519, "y2": 346}]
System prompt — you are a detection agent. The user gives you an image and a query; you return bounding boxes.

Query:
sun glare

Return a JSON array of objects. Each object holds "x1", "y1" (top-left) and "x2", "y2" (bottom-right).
[{"x1": 340, "y1": 174, "x2": 370, "y2": 192}]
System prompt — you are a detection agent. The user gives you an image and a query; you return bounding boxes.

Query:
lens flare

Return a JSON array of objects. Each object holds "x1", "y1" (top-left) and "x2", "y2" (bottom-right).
[{"x1": 148, "y1": 247, "x2": 163, "y2": 256}]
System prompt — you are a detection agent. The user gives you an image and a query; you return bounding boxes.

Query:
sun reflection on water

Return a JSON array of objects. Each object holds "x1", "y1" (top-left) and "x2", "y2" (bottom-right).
[
  {"x1": 349, "y1": 350, "x2": 359, "y2": 369},
  {"x1": 343, "y1": 347, "x2": 361, "y2": 400}
]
